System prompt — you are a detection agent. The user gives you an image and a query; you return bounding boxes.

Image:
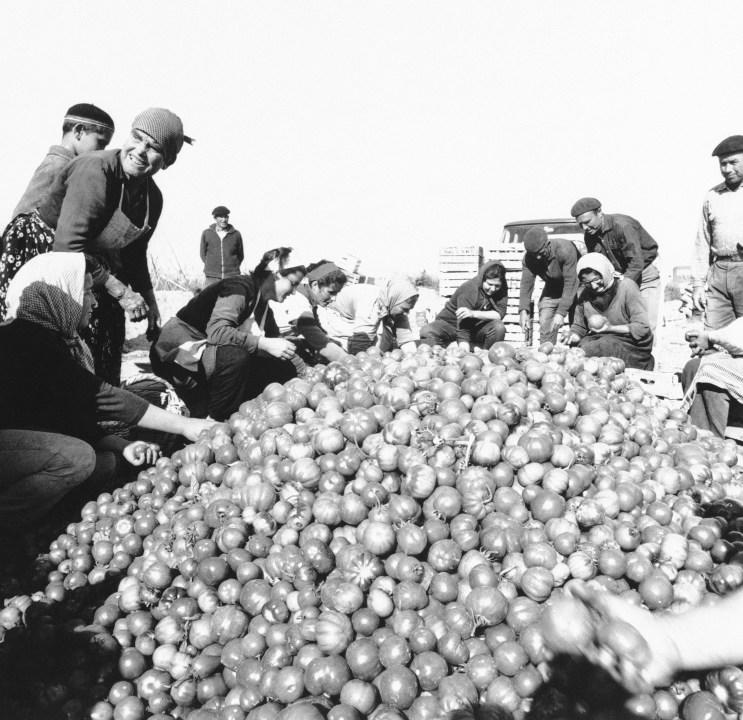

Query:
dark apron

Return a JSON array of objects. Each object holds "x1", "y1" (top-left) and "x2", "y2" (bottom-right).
[{"x1": 84, "y1": 182, "x2": 152, "y2": 386}]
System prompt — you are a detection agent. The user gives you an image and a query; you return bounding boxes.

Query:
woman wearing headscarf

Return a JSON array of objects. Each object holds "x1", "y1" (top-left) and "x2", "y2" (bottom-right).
[
  {"x1": 275, "y1": 259, "x2": 349, "y2": 364},
  {"x1": 24, "y1": 108, "x2": 192, "y2": 386},
  {"x1": 567, "y1": 252, "x2": 654, "y2": 370},
  {"x1": 318, "y1": 276, "x2": 419, "y2": 354},
  {"x1": 0, "y1": 253, "x2": 213, "y2": 528},
  {"x1": 419, "y1": 261, "x2": 508, "y2": 350},
  {"x1": 150, "y1": 248, "x2": 307, "y2": 421}
]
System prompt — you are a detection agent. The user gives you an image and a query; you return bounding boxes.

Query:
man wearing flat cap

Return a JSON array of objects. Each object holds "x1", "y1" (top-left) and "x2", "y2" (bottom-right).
[
  {"x1": 571, "y1": 196, "x2": 660, "y2": 330},
  {"x1": 519, "y1": 227, "x2": 580, "y2": 344},
  {"x1": 692, "y1": 135, "x2": 743, "y2": 329},
  {"x1": 200, "y1": 206, "x2": 244, "y2": 286}
]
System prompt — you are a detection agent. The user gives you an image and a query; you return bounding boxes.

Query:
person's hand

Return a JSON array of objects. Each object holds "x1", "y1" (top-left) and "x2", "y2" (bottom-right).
[
  {"x1": 550, "y1": 313, "x2": 565, "y2": 333},
  {"x1": 455, "y1": 307, "x2": 474, "y2": 321},
  {"x1": 519, "y1": 309, "x2": 531, "y2": 334},
  {"x1": 400, "y1": 341, "x2": 417, "y2": 355},
  {"x1": 259, "y1": 337, "x2": 297, "y2": 360},
  {"x1": 692, "y1": 286, "x2": 707, "y2": 312},
  {"x1": 146, "y1": 305, "x2": 161, "y2": 341},
  {"x1": 123, "y1": 441, "x2": 161, "y2": 467},
  {"x1": 119, "y1": 288, "x2": 148, "y2": 321},
  {"x1": 573, "y1": 584, "x2": 681, "y2": 691},
  {"x1": 686, "y1": 330, "x2": 711, "y2": 356},
  {"x1": 457, "y1": 341, "x2": 471, "y2": 352},
  {"x1": 591, "y1": 324, "x2": 614, "y2": 334},
  {"x1": 181, "y1": 418, "x2": 216, "y2": 442},
  {"x1": 567, "y1": 332, "x2": 581, "y2": 346}
]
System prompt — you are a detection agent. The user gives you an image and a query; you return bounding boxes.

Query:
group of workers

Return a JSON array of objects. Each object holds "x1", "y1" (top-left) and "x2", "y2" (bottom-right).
[{"x1": 0, "y1": 100, "x2": 740, "y2": 528}]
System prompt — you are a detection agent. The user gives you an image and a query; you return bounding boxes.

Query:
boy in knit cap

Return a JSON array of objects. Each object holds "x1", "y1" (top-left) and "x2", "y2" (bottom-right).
[{"x1": 13, "y1": 103, "x2": 115, "y2": 217}]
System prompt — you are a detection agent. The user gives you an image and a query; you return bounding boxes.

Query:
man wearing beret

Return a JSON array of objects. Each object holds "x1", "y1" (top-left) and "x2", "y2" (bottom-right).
[
  {"x1": 200, "y1": 206, "x2": 245, "y2": 286},
  {"x1": 692, "y1": 135, "x2": 743, "y2": 329},
  {"x1": 571, "y1": 197, "x2": 660, "y2": 330},
  {"x1": 518, "y1": 227, "x2": 579, "y2": 345}
]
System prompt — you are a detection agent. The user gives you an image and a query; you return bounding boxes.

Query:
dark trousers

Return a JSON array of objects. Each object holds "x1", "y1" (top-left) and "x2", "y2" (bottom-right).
[
  {"x1": 207, "y1": 346, "x2": 297, "y2": 421},
  {"x1": 419, "y1": 317, "x2": 505, "y2": 350},
  {"x1": 0, "y1": 430, "x2": 117, "y2": 528}
]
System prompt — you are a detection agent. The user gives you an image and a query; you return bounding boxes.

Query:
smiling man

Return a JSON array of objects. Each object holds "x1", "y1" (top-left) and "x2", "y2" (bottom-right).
[
  {"x1": 570, "y1": 197, "x2": 660, "y2": 331},
  {"x1": 692, "y1": 135, "x2": 743, "y2": 329}
]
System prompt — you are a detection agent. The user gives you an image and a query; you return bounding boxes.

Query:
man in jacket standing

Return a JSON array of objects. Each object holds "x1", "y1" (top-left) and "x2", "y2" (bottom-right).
[
  {"x1": 570, "y1": 197, "x2": 660, "y2": 331},
  {"x1": 518, "y1": 227, "x2": 579, "y2": 345},
  {"x1": 200, "y1": 206, "x2": 244, "y2": 285},
  {"x1": 692, "y1": 135, "x2": 743, "y2": 330}
]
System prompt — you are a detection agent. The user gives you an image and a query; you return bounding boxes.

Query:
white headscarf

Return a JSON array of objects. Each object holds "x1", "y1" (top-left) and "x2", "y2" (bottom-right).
[
  {"x1": 4, "y1": 252, "x2": 95, "y2": 371},
  {"x1": 577, "y1": 252, "x2": 619, "y2": 291}
]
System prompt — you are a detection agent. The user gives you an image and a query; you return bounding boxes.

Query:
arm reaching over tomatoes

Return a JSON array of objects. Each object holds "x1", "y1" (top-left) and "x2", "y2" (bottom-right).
[{"x1": 572, "y1": 584, "x2": 743, "y2": 691}]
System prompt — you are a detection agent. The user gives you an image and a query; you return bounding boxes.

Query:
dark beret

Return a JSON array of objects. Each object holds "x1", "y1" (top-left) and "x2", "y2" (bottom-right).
[
  {"x1": 712, "y1": 136, "x2": 743, "y2": 158},
  {"x1": 570, "y1": 197, "x2": 602, "y2": 217},
  {"x1": 212, "y1": 206, "x2": 230, "y2": 217},
  {"x1": 523, "y1": 227, "x2": 548, "y2": 253},
  {"x1": 64, "y1": 103, "x2": 114, "y2": 131}
]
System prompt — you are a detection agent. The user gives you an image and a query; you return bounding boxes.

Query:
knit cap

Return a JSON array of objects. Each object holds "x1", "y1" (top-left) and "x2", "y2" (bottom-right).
[
  {"x1": 131, "y1": 108, "x2": 193, "y2": 167},
  {"x1": 64, "y1": 103, "x2": 114, "y2": 132},
  {"x1": 523, "y1": 227, "x2": 548, "y2": 253}
]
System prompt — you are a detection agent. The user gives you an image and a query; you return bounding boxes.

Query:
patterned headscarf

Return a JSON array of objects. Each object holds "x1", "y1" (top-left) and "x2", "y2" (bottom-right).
[
  {"x1": 376, "y1": 275, "x2": 419, "y2": 318},
  {"x1": 131, "y1": 108, "x2": 193, "y2": 167},
  {"x1": 4, "y1": 253, "x2": 95, "y2": 371},
  {"x1": 577, "y1": 252, "x2": 618, "y2": 291}
]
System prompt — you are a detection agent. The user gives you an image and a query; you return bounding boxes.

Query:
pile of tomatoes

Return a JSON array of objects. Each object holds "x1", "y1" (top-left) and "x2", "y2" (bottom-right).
[{"x1": 3, "y1": 340, "x2": 743, "y2": 720}]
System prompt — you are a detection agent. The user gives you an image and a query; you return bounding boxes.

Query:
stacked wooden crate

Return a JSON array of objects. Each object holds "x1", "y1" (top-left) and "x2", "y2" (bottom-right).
[
  {"x1": 438, "y1": 246, "x2": 483, "y2": 298},
  {"x1": 486, "y1": 243, "x2": 537, "y2": 345}
]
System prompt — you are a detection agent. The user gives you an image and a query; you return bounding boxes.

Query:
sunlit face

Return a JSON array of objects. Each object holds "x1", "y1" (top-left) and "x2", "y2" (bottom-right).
[
  {"x1": 534, "y1": 242, "x2": 551, "y2": 262},
  {"x1": 120, "y1": 129, "x2": 166, "y2": 178},
  {"x1": 274, "y1": 271, "x2": 305, "y2": 302},
  {"x1": 576, "y1": 210, "x2": 603, "y2": 236},
  {"x1": 76, "y1": 128, "x2": 112, "y2": 154},
  {"x1": 214, "y1": 215, "x2": 229, "y2": 230},
  {"x1": 579, "y1": 269, "x2": 606, "y2": 295},
  {"x1": 390, "y1": 295, "x2": 418, "y2": 316},
  {"x1": 481, "y1": 276, "x2": 502, "y2": 296},
  {"x1": 310, "y1": 281, "x2": 341, "y2": 307},
  {"x1": 79, "y1": 273, "x2": 97, "y2": 332},
  {"x1": 719, "y1": 152, "x2": 743, "y2": 188}
]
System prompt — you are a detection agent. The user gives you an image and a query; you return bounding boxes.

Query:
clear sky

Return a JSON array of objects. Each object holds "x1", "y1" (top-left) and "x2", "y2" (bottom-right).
[{"x1": 1, "y1": 1, "x2": 740, "y2": 280}]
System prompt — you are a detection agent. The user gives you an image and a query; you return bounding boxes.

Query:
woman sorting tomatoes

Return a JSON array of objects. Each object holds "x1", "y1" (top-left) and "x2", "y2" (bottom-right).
[
  {"x1": 150, "y1": 248, "x2": 307, "y2": 421},
  {"x1": 30, "y1": 108, "x2": 192, "y2": 385},
  {"x1": 567, "y1": 253, "x2": 654, "y2": 370},
  {"x1": 0, "y1": 253, "x2": 214, "y2": 529},
  {"x1": 318, "y1": 276, "x2": 419, "y2": 354},
  {"x1": 419, "y1": 261, "x2": 508, "y2": 351}
]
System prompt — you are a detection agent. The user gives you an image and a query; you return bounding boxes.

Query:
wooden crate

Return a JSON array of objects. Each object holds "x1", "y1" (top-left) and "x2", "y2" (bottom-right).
[{"x1": 440, "y1": 245, "x2": 483, "y2": 257}]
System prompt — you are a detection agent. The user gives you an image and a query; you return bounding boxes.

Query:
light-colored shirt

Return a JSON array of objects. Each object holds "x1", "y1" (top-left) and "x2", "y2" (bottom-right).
[{"x1": 693, "y1": 182, "x2": 743, "y2": 285}]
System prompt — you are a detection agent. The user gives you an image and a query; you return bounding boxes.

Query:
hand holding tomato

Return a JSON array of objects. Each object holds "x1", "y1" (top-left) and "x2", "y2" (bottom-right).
[
  {"x1": 574, "y1": 584, "x2": 681, "y2": 692},
  {"x1": 123, "y1": 441, "x2": 161, "y2": 467},
  {"x1": 587, "y1": 315, "x2": 609, "y2": 333}
]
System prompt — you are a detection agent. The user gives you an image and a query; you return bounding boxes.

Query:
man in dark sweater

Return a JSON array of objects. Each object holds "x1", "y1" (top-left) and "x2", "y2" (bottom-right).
[
  {"x1": 519, "y1": 227, "x2": 579, "y2": 344},
  {"x1": 571, "y1": 196, "x2": 660, "y2": 331},
  {"x1": 420, "y1": 261, "x2": 508, "y2": 350},
  {"x1": 200, "y1": 205, "x2": 244, "y2": 285}
]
